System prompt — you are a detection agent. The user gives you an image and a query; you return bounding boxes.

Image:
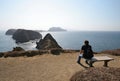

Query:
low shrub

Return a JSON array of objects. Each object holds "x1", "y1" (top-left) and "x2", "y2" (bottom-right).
[
  {"x1": 70, "y1": 67, "x2": 120, "y2": 81},
  {"x1": 12, "y1": 47, "x2": 24, "y2": 51},
  {"x1": 3, "y1": 50, "x2": 49, "y2": 58},
  {"x1": 62, "y1": 49, "x2": 79, "y2": 53},
  {"x1": 50, "y1": 48, "x2": 62, "y2": 55},
  {"x1": 25, "y1": 51, "x2": 33, "y2": 57},
  {"x1": 0, "y1": 52, "x2": 4, "y2": 57},
  {"x1": 39, "y1": 50, "x2": 49, "y2": 55},
  {"x1": 30, "y1": 51, "x2": 40, "y2": 56},
  {"x1": 4, "y1": 51, "x2": 25, "y2": 58},
  {"x1": 101, "y1": 49, "x2": 120, "y2": 56}
]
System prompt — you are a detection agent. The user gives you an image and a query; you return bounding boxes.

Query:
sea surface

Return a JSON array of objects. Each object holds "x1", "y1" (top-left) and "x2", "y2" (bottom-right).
[{"x1": 1, "y1": 31, "x2": 120, "y2": 52}]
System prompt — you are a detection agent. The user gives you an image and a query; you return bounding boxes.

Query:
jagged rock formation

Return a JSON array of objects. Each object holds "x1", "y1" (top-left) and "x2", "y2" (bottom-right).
[
  {"x1": 12, "y1": 29, "x2": 42, "y2": 43},
  {"x1": 48, "y1": 27, "x2": 67, "y2": 32},
  {"x1": 5, "y1": 29, "x2": 17, "y2": 35},
  {"x1": 36, "y1": 33, "x2": 62, "y2": 50}
]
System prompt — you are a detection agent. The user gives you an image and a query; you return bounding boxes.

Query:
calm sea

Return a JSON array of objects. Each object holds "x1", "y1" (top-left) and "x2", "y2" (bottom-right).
[{"x1": 0, "y1": 31, "x2": 120, "y2": 52}]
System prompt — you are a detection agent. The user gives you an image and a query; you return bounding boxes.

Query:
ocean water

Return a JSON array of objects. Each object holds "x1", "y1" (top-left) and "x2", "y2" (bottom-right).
[
  {"x1": 0, "y1": 31, "x2": 38, "y2": 52},
  {"x1": 0, "y1": 31, "x2": 120, "y2": 52}
]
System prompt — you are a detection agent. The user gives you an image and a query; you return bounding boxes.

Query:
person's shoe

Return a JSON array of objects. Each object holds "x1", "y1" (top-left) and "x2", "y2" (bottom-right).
[
  {"x1": 89, "y1": 61, "x2": 94, "y2": 67},
  {"x1": 89, "y1": 65, "x2": 94, "y2": 67},
  {"x1": 89, "y1": 62, "x2": 94, "y2": 67},
  {"x1": 77, "y1": 61, "x2": 81, "y2": 64},
  {"x1": 85, "y1": 60, "x2": 90, "y2": 65}
]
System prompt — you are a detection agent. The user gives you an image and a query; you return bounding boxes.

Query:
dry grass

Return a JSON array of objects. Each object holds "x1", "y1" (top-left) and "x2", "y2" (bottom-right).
[
  {"x1": 0, "y1": 49, "x2": 78, "y2": 58},
  {"x1": 70, "y1": 67, "x2": 120, "y2": 81},
  {"x1": 0, "y1": 53, "x2": 120, "y2": 81},
  {"x1": 101, "y1": 49, "x2": 120, "y2": 56}
]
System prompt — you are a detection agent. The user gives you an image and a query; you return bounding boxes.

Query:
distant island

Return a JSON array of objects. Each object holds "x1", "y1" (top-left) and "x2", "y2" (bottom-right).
[
  {"x1": 6, "y1": 29, "x2": 46, "y2": 35},
  {"x1": 12, "y1": 29, "x2": 42, "y2": 43},
  {"x1": 48, "y1": 27, "x2": 67, "y2": 32}
]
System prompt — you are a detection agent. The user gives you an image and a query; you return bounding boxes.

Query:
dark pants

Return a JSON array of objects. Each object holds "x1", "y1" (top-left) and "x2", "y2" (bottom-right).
[{"x1": 77, "y1": 54, "x2": 83, "y2": 63}]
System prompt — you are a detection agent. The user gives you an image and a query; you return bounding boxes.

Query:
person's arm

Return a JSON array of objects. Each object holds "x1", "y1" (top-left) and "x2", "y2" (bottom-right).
[
  {"x1": 80, "y1": 46, "x2": 84, "y2": 54},
  {"x1": 80, "y1": 50, "x2": 83, "y2": 54}
]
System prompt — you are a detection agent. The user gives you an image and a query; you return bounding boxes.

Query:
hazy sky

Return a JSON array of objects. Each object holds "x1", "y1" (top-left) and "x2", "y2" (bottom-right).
[{"x1": 0, "y1": 0, "x2": 120, "y2": 31}]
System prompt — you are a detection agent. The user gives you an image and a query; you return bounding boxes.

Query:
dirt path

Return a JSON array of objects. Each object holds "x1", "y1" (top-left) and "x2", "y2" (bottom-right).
[{"x1": 0, "y1": 53, "x2": 119, "y2": 81}]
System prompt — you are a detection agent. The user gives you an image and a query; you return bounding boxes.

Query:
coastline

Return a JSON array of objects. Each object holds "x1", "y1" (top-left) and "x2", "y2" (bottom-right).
[
  {"x1": 0, "y1": 48, "x2": 120, "y2": 58},
  {"x1": 1, "y1": 31, "x2": 120, "y2": 52}
]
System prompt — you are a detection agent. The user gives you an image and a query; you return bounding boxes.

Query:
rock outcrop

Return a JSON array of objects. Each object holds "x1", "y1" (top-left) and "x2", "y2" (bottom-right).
[
  {"x1": 48, "y1": 27, "x2": 67, "y2": 32},
  {"x1": 12, "y1": 29, "x2": 42, "y2": 43},
  {"x1": 5, "y1": 29, "x2": 17, "y2": 35},
  {"x1": 36, "y1": 33, "x2": 62, "y2": 50}
]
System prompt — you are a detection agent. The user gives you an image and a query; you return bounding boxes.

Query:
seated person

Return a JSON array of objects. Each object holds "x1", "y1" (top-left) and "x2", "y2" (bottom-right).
[{"x1": 77, "y1": 40, "x2": 94, "y2": 66}]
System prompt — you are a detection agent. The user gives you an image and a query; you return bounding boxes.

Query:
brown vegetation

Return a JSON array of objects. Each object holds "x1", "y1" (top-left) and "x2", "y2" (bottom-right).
[
  {"x1": 0, "y1": 48, "x2": 120, "y2": 58},
  {"x1": 101, "y1": 49, "x2": 120, "y2": 56},
  {"x1": 12, "y1": 47, "x2": 25, "y2": 51},
  {"x1": 70, "y1": 67, "x2": 120, "y2": 81},
  {"x1": 0, "y1": 48, "x2": 80, "y2": 58},
  {"x1": 50, "y1": 48, "x2": 62, "y2": 55},
  {"x1": 2, "y1": 50, "x2": 49, "y2": 58}
]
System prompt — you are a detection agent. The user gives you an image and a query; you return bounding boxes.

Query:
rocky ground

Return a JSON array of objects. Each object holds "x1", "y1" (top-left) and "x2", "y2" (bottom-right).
[{"x1": 0, "y1": 52, "x2": 120, "y2": 81}]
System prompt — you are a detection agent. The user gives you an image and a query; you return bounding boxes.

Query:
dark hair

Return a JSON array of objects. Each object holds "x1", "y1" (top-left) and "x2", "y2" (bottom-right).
[{"x1": 84, "y1": 40, "x2": 89, "y2": 45}]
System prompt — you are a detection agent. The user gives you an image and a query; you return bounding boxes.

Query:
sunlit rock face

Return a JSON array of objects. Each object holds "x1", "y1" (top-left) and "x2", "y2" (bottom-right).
[{"x1": 36, "y1": 33, "x2": 62, "y2": 50}]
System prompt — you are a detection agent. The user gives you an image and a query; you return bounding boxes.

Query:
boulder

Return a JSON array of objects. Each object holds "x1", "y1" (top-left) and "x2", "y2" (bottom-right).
[
  {"x1": 5, "y1": 29, "x2": 17, "y2": 35},
  {"x1": 12, "y1": 29, "x2": 42, "y2": 43},
  {"x1": 36, "y1": 33, "x2": 62, "y2": 50}
]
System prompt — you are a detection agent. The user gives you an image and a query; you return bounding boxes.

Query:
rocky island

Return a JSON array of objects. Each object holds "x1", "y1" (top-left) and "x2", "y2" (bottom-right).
[
  {"x1": 12, "y1": 29, "x2": 42, "y2": 43},
  {"x1": 48, "y1": 27, "x2": 67, "y2": 32}
]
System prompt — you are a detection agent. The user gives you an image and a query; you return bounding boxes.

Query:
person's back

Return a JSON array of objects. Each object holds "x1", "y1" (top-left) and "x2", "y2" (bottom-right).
[{"x1": 82, "y1": 44, "x2": 93, "y2": 59}]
